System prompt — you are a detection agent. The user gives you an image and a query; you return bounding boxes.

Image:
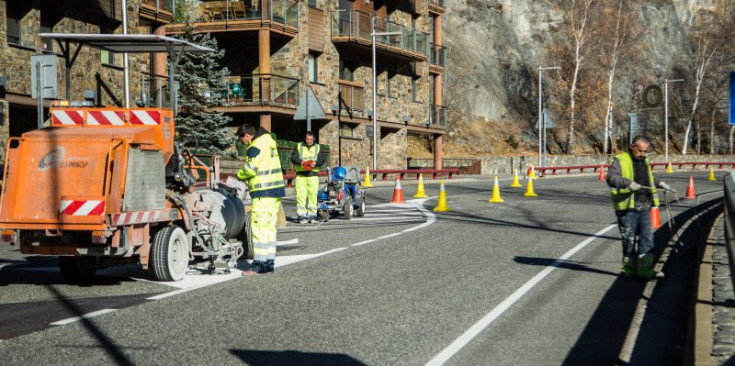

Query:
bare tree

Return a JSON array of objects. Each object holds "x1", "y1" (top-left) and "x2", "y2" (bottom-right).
[{"x1": 565, "y1": 0, "x2": 598, "y2": 154}]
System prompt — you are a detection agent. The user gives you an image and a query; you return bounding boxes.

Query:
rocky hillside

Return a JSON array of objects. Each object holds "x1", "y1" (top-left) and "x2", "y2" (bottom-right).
[{"x1": 441, "y1": 0, "x2": 730, "y2": 155}]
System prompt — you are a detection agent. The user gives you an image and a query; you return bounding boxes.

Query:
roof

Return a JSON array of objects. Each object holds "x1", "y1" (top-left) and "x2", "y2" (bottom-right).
[{"x1": 39, "y1": 33, "x2": 214, "y2": 53}]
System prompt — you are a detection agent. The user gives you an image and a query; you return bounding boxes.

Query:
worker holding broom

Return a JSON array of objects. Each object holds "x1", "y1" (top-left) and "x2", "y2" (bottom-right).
[
  {"x1": 291, "y1": 131, "x2": 325, "y2": 224},
  {"x1": 606, "y1": 136, "x2": 671, "y2": 280}
]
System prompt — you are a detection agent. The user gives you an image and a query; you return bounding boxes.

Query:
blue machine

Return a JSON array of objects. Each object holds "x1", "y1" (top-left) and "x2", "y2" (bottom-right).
[{"x1": 317, "y1": 166, "x2": 365, "y2": 221}]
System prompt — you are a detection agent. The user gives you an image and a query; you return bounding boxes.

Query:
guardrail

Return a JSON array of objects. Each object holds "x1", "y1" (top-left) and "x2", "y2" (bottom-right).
[
  {"x1": 722, "y1": 172, "x2": 735, "y2": 296},
  {"x1": 281, "y1": 168, "x2": 460, "y2": 187},
  {"x1": 529, "y1": 162, "x2": 735, "y2": 176}
]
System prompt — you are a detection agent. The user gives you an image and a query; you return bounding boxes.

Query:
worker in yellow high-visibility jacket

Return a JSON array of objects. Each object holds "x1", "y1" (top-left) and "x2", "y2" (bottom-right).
[
  {"x1": 290, "y1": 131, "x2": 325, "y2": 224},
  {"x1": 236, "y1": 123, "x2": 285, "y2": 275}
]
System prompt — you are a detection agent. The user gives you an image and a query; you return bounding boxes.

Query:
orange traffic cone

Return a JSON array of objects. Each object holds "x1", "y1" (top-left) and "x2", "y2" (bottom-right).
[
  {"x1": 650, "y1": 206, "x2": 662, "y2": 229},
  {"x1": 685, "y1": 176, "x2": 696, "y2": 199},
  {"x1": 391, "y1": 178, "x2": 404, "y2": 203},
  {"x1": 598, "y1": 165, "x2": 605, "y2": 181}
]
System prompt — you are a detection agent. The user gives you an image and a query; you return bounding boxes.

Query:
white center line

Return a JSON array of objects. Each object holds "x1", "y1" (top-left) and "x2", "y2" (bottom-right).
[
  {"x1": 425, "y1": 224, "x2": 618, "y2": 366},
  {"x1": 50, "y1": 309, "x2": 117, "y2": 326}
]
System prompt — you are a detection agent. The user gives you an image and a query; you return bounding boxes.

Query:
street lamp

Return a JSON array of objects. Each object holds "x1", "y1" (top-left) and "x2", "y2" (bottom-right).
[
  {"x1": 664, "y1": 78, "x2": 684, "y2": 164},
  {"x1": 371, "y1": 29, "x2": 401, "y2": 171},
  {"x1": 538, "y1": 66, "x2": 560, "y2": 167}
]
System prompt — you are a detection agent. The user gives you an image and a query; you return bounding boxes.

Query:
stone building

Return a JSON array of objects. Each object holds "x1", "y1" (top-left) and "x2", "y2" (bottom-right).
[
  {"x1": 0, "y1": 0, "x2": 173, "y2": 157},
  {"x1": 166, "y1": 0, "x2": 447, "y2": 169}
]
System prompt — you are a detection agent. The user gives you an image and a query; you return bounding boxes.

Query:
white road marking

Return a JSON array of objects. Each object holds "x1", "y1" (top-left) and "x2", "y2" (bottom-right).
[
  {"x1": 50, "y1": 309, "x2": 117, "y2": 326},
  {"x1": 276, "y1": 239, "x2": 299, "y2": 246},
  {"x1": 424, "y1": 224, "x2": 618, "y2": 366},
  {"x1": 149, "y1": 202, "x2": 435, "y2": 294}
]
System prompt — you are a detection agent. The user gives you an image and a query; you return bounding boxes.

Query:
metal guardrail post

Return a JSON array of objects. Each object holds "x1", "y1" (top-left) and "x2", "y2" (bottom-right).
[{"x1": 723, "y1": 171, "x2": 735, "y2": 292}]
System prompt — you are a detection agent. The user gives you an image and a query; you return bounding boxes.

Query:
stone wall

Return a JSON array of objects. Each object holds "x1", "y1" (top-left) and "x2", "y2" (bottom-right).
[{"x1": 0, "y1": 0, "x2": 150, "y2": 123}]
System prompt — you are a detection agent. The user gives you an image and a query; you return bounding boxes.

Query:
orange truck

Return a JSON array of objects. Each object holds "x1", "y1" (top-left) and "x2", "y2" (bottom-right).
[{"x1": 0, "y1": 104, "x2": 251, "y2": 281}]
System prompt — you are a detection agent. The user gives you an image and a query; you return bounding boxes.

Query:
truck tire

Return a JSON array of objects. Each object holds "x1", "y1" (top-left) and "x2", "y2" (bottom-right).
[
  {"x1": 150, "y1": 225, "x2": 189, "y2": 281},
  {"x1": 59, "y1": 256, "x2": 97, "y2": 282},
  {"x1": 237, "y1": 210, "x2": 254, "y2": 260},
  {"x1": 343, "y1": 197, "x2": 353, "y2": 220}
]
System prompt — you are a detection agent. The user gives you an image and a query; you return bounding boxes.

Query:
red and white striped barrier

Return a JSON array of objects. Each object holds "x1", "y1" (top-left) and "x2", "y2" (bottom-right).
[
  {"x1": 87, "y1": 110, "x2": 125, "y2": 126},
  {"x1": 59, "y1": 200, "x2": 106, "y2": 216},
  {"x1": 129, "y1": 110, "x2": 161, "y2": 125},
  {"x1": 51, "y1": 110, "x2": 84, "y2": 126},
  {"x1": 111, "y1": 209, "x2": 169, "y2": 226}
]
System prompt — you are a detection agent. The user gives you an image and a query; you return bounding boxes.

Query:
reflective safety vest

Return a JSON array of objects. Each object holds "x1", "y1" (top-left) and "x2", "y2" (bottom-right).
[
  {"x1": 610, "y1": 152, "x2": 660, "y2": 210},
  {"x1": 237, "y1": 133, "x2": 285, "y2": 193},
  {"x1": 295, "y1": 142, "x2": 320, "y2": 173}
]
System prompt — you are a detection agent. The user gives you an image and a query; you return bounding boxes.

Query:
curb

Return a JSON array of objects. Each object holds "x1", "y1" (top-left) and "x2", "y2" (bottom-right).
[{"x1": 691, "y1": 214, "x2": 721, "y2": 366}]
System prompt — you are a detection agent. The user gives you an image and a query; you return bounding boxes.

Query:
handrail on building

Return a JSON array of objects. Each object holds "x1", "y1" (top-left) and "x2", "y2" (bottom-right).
[
  {"x1": 174, "y1": 0, "x2": 299, "y2": 29},
  {"x1": 217, "y1": 73, "x2": 301, "y2": 108},
  {"x1": 330, "y1": 9, "x2": 429, "y2": 57}
]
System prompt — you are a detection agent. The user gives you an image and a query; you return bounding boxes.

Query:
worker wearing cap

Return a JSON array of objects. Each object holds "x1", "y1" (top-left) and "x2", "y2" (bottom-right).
[
  {"x1": 236, "y1": 123, "x2": 285, "y2": 275},
  {"x1": 606, "y1": 136, "x2": 671, "y2": 280},
  {"x1": 290, "y1": 131, "x2": 325, "y2": 224}
]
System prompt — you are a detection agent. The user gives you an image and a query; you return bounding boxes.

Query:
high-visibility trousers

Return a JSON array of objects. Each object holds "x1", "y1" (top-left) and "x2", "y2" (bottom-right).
[
  {"x1": 295, "y1": 175, "x2": 320, "y2": 219},
  {"x1": 251, "y1": 197, "x2": 280, "y2": 263}
]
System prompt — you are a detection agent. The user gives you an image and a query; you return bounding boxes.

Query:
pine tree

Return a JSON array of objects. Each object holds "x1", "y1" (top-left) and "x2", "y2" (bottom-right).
[{"x1": 173, "y1": 24, "x2": 234, "y2": 154}]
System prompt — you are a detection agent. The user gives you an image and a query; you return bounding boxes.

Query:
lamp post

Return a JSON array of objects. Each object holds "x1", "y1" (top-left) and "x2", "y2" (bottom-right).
[
  {"x1": 371, "y1": 29, "x2": 401, "y2": 171},
  {"x1": 664, "y1": 78, "x2": 684, "y2": 164},
  {"x1": 538, "y1": 66, "x2": 560, "y2": 167}
]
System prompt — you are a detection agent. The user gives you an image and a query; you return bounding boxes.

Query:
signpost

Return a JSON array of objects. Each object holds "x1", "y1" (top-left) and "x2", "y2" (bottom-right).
[
  {"x1": 31, "y1": 54, "x2": 58, "y2": 129},
  {"x1": 294, "y1": 85, "x2": 326, "y2": 132},
  {"x1": 536, "y1": 107, "x2": 554, "y2": 167},
  {"x1": 730, "y1": 72, "x2": 735, "y2": 125},
  {"x1": 628, "y1": 113, "x2": 639, "y2": 144}
]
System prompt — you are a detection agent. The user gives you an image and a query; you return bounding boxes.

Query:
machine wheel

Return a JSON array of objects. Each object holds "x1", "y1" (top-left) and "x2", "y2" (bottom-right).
[
  {"x1": 343, "y1": 197, "x2": 353, "y2": 220},
  {"x1": 59, "y1": 256, "x2": 97, "y2": 282},
  {"x1": 150, "y1": 225, "x2": 189, "y2": 281},
  {"x1": 356, "y1": 198, "x2": 365, "y2": 217},
  {"x1": 319, "y1": 210, "x2": 330, "y2": 222},
  {"x1": 238, "y1": 210, "x2": 254, "y2": 259}
]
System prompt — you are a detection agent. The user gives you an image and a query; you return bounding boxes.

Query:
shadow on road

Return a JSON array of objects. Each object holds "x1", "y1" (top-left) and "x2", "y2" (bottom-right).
[
  {"x1": 513, "y1": 256, "x2": 619, "y2": 277},
  {"x1": 230, "y1": 349, "x2": 367, "y2": 366},
  {"x1": 562, "y1": 197, "x2": 722, "y2": 365}
]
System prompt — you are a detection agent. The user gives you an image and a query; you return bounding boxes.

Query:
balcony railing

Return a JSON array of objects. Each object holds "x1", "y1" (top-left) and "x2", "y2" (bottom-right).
[
  {"x1": 176, "y1": 0, "x2": 299, "y2": 28},
  {"x1": 429, "y1": 43, "x2": 447, "y2": 68},
  {"x1": 330, "y1": 10, "x2": 428, "y2": 57},
  {"x1": 430, "y1": 0, "x2": 444, "y2": 8},
  {"x1": 338, "y1": 82, "x2": 365, "y2": 113},
  {"x1": 142, "y1": 0, "x2": 173, "y2": 12},
  {"x1": 217, "y1": 74, "x2": 301, "y2": 108},
  {"x1": 429, "y1": 105, "x2": 448, "y2": 128}
]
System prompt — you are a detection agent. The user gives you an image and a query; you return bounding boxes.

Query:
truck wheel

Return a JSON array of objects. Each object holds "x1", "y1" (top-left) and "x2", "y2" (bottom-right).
[
  {"x1": 343, "y1": 197, "x2": 353, "y2": 220},
  {"x1": 356, "y1": 198, "x2": 365, "y2": 217},
  {"x1": 59, "y1": 256, "x2": 97, "y2": 282},
  {"x1": 238, "y1": 211, "x2": 254, "y2": 259},
  {"x1": 150, "y1": 226, "x2": 189, "y2": 281}
]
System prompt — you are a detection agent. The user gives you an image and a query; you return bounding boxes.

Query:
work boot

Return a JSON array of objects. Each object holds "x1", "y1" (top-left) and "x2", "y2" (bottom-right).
[
  {"x1": 265, "y1": 259, "x2": 275, "y2": 273},
  {"x1": 242, "y1": 261, "x2": 267, "y2": 276},
  {"x1": 308, "y1": 216, "x2": 317, "y2": 224},
  {"x1": 636, "y1": 254, "x2": 663, "y2": 280},
  {"x1": 620, "y1": 256, "x2": 636, "y2": 278},
  {"x1": 298, "y1": 217, "x2": 308, "y2": 224}
]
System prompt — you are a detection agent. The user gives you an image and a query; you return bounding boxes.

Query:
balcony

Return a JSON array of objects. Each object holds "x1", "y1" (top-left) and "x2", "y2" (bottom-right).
[
  {"x1": 429, "y1": 105, "x2": 448, "y2": 129},
  {"x1": 167, "y1": 0, "x2": 299, "y2": 37},
  {"x1": 428, "y1": 43, "x2": 447, "y2": 73},
  {"x1": 213, "y1": 74, "x2": 301, "y2": 112},
  {"x1": 337, "y1": 81, "x2": 366, "y2": 114},
  {"x1": 429, "y1": 0, "x2": 445, "y2": 14},
  {"x1": 140, "y1": 0, "x2": 174, "y2": 23},
  {"x1": 330, "y1": 10, "x2": 428, "y2": 63}
]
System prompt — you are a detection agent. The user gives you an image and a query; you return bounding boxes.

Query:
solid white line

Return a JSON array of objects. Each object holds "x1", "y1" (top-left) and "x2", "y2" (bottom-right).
[
  {"x1": 424, "y1": 224, "x2": 618, "y2": 366},
  {"x1": 50, "y1": 309, "x2": 117, "y2": 326}
]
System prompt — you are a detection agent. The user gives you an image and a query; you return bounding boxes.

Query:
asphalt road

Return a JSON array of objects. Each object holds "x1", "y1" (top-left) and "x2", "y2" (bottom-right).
[{"x1": 0, "y1": 171, "x2": 724, "y2": 365}]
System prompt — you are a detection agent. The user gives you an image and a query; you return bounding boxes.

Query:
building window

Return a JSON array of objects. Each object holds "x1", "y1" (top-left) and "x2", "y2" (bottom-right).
[
  {"x1": 339, "y1": 60, "x2": 355, "y2": 81},
  {"x1": 100, "y1": 23, "x2": 117, "y2": 66},
  {"x1": 308, "y1": 52, "x2": 319, "y2": 83},
  {"x1": 41, "y1": 3, "x2": 60, "y2": 52},
  {"x1": 308, "y1": 0, "x2": 318, "y2": 8},
  {"x1": 339, "y1": 123, "x2": 353, "y2": 138},
  {"x1": 6, "y1": 1, "x2": 22, "y2": 45},
  {"x1": 381, "y1": 71, "x2": 393, "y2": 98}
]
